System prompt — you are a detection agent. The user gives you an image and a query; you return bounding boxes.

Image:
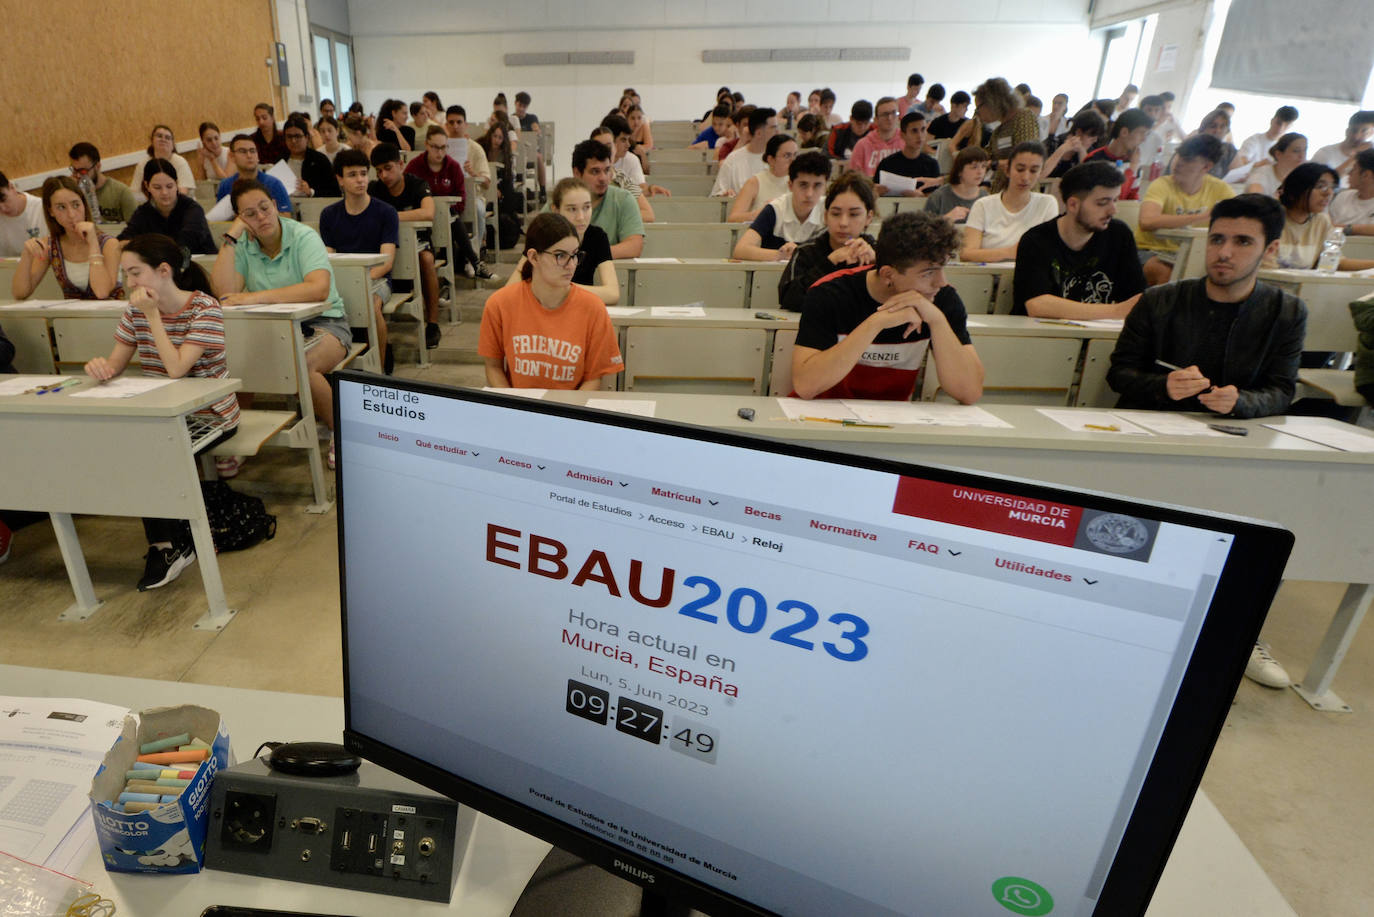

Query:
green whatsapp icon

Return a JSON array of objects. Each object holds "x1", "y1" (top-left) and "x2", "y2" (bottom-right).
[{"x1": 991, "y1": 876, "x2": 1054, "y2": 915}]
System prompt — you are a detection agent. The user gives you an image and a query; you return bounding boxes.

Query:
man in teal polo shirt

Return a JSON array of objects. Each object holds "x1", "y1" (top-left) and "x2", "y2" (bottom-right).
[
  {"x1": 211, "y1": 178, "x2": 349, "y2": 443},
  {"x1": 570, "y1": 139, "x2": 643, "y2": 259}
]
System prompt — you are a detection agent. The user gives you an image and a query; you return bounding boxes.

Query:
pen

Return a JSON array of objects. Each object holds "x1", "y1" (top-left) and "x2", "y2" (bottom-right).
[
  {"x1": 1154, "y1": 359, "x2": 1183, "y2": 371},
  {"x1": 1083, "y1": 423, "x2": 1121, "y2": 432},
  {"x1": 1035, "y1": 319, "x2": 1084, "y2": 327},
  {"x1": 800, "y1": 416, "x2": 845, "y2": 424},
  {"x1": 841, "y1": 420, "x2": 892, "y2": 428}
]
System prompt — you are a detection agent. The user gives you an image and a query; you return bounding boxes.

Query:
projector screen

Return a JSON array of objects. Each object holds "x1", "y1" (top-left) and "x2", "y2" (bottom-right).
[
  {"x1": 1211, "y1": 0, "x2": 1374, "y2": 103},
  {"x1": 335, "y1": 374, "x2": 1292, "y2": 917}
]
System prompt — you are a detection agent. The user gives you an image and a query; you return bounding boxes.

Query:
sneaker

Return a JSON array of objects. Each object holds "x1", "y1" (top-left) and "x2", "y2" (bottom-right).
[
  {"x1": 425, "y1": 322, "x2": 441, "y2": 349},
  {"x1": 0, "y1": 520, "x2": 12, "y2": 565},
  {"x1": 137, "y1": 544, "x2": 195, "y2": 592},
  {"x1": 383, "y1": 343, "x2": 395, "y2": 375},
  {"x1": 327, "y1": 437, "x2": 336, "y2": 471},
  {"x1": 215, "y1": 456, "x2": 242, "y2": 479},
  {"x1": 1245, "y1": 642, "x2": 1291, "y2": 689},
  {"x1": 463, "y1": 262, "x2": 476, "y2": 279},
  {"x1": 474, "y1": 261, "x2": 495, "y2": 280}
]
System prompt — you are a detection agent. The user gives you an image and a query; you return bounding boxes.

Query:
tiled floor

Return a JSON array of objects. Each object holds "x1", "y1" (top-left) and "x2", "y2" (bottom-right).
[{"x1": 2, "y1": 297, "x2": 1370, "y2": 915}]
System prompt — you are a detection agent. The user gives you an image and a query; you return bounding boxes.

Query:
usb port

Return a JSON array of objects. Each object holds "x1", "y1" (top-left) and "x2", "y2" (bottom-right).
[
  {"x1": 367, "y1": 833, "x2": 378, "y2": 853},
  {"x1": 341, "y1": 829, "x2": 352, "y2": 850}
]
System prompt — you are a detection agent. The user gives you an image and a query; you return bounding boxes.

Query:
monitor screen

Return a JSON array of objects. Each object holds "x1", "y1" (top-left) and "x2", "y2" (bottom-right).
[{"x1": 334, "y1": 373, "x2": 1292, "y2": 917}]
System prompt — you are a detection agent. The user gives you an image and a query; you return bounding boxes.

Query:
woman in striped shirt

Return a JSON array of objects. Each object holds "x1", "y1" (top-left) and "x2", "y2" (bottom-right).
[{"x1": 84, "y1": 233, "x2": 240, "y2": 592}]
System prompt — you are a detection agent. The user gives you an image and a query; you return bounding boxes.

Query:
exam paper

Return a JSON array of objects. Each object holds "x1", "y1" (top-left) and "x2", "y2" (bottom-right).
[
  {"x1": 0, "y1": 696, "x2": 130, "y2": 866},
  {"x1": 0, "y1": 376, "x2": 71, "y2": 397},
  {"x1": 776, "y1": 398, "x2": 859, "y2": 422},
  {"x1": 1111, "y1": 411, "x2": 1230, "y2": 437},
  {"x1": 1264, "y1": 417, "x2": 1374, "y2": 452},
  {"x1": 0, "y1": 300, "x2": 74, "y2": 310},
  {"x1": 264, "y1": 158, "x2": 298, "y2": 193},
  {"x1": 483, "y1": 387, "x2": 547, "y2": 399},
  {"x1": 877, "y1": 171, "x2": 918, "y2": 194},
  {"x1": 631, "y1": 258, "x2": 682, "y2": 264},
  {"x1": 446, "y1": 137, "x2": 468, "y2": 165},
  {"x1": 604, "y1": 307, "x2": 645, "y2": 316},
  {"x1": 586, "y1": 398, "x2": 656, "y2": 417},
  {"x1": 205, "y1": 195, "x2": 235, "y2": 222},
  {"x1": 651, "y1": 305, "x2": 707, "y2": 317},
  {"x1": 247, "y1": 302, "x2": 325, "y2": 313},
  {"x1": 843, "y1": 401, "x2": 1014, "y2": 427},
  {"x1": 1037, "y1": 408, "x2": 1152, "y2": 435},
  {"x1": 68, "y1": 377, "x2": 175, "y2": 398}
]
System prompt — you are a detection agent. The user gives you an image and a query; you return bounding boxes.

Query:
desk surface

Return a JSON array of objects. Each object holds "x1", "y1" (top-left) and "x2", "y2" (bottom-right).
[
  {"x1": 0, "y1": 664, "x2": 1295, "y2": 917},
  {"x1": 0, "y1": 299, "x2": 329, "y2": 322},
  {"x1": 0, "y1": 376, "x2": 239, "y2": 417}
]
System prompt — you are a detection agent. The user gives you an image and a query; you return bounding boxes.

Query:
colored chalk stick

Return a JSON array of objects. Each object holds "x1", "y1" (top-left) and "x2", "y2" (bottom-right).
[
  {"x1": 131, "y1": 761, "x2": 162, "y2": 771},
  {"x1": 139, "y1": 733, "x2": 190, "y2": 754},
  {"x1": 118, "y1": 792, "x2": 177, "y2": 804},
  {"x1": 122, "y1": 801, "x2": 162, "y2": 813},
  {"x1": 180, "y1": 738, "x2": 211, "y2": 751},
  {"x1": 136, "y1": 749, "x2": 208, "y2": 765}
]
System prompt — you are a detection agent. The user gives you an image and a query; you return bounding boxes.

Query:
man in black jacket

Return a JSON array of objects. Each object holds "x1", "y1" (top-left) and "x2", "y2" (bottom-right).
[
  {"x1": 1109, "y1": 193, "x2": 1304, "y2": 689},
  {"x1": 1107, "y1": 193, "x2": 1304, "y2": 421}
]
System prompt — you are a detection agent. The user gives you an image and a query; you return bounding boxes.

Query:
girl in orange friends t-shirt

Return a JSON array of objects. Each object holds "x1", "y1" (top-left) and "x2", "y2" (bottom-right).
[{"x1": 479, "y1": 213, "x2": 623, "y2": 389}]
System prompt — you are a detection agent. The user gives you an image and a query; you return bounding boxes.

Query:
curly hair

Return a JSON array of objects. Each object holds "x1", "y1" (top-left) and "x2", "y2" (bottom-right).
[{"x1": 874, "y1": 211, "x2": 960, "y2": 271}]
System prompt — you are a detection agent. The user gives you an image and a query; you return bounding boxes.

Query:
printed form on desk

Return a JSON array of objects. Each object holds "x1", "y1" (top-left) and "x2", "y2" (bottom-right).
[
  {"x1": 0, "y1": 696, "x2": 130, "y2": 874},
  {"x1": 845, "y1": 402, "x2": 1013, "y2": 427},
  {"x1": 0, "y1": 376, "x2": 72, "y2": 397},
  {"x1": 604, "y1": 307, "x2": 645, "y2": 316},
  {"x1": 68, "y1": 377, "x2": 175, "y2": 398},
  {"x1": 1264, "y1": 417, "x2": 1374, "y2": 452},
  {"x1": 0, "y1": 300, "x2": 75, "y2": 310},
  {"x1": 1037, "y1": 409, "x2": 1152, "y2": 435},
  {"x1": 651, "y1": 305, "x2": 707, "y2": 317}
]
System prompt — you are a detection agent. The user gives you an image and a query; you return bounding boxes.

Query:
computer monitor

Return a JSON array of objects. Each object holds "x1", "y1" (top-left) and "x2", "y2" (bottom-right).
[{"x1": 334, "y1": 371, "x2": 1293, "y2": 917}]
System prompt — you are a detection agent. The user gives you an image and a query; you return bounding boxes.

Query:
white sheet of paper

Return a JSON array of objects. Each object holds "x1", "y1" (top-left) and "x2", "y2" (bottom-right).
[
  {"x1": 776, "y1": 398, "x2": 858, "y2": 422},
  {"x1": 68, "y1": 377, "x2": 176, "y2": 398},
  {"x1": 1037, "y1": 408, "x2": 1152, "y2": 435},
  {"x1": 1111, "y1": 411, "x2": 1230, "y2": 437},
  {"x1": 264, "y1": 158, "x2": 298, "y2": 192},
  {"x1": 0, "y1": 695, "x2": 130, "y2": 866},
  {"x1": 877, "y1": 170, "x2": 918, "y2": 193},
  {"x1": 482, "y1": 387, "x2": 547, "y2": 399},
  {"x1": 1076, "y1": 318, "x2": 1125, "y2": 330},
  {"x1": 205, "y1": 195, "x2": 235, "y2": 221},
  {"x1": 965, "y1": 319, "x2": 989, "y2": 328},
  {"x1": 843, "y1": 401, "x2": 1014, "y2": 427},
  {"x1": 586, "y1": 398, "x2": 656, "y2": 417},
  {"x1": 651, "y1": 305, "x2": 707, "y2": 317},
  {"x1": 1264, "y1": 417, "x2": 1374, "y2": 452},
  {"x1": 249, "y1": 302, "x2": 325, "y2": 313},
  {"x1": 604, "y1": 307, "x2": 645, "y2": 316},
  {"x1": 0, "y1": 375, "x2": 72, "y2": 396},
  {"x1": 446, "y1": 138, "x2": 468, "y2": 165},
  {"x1": 631, "y1": 258, "x2": 682, "y2": 264}
]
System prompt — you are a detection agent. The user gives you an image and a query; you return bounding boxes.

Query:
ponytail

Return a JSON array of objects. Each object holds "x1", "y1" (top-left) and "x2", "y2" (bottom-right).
[{"x1": 122, "y1": 233, "x2": 214, "y2": 296}]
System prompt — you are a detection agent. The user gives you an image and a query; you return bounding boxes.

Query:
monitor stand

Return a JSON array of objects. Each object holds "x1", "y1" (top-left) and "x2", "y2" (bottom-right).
[{"x1": 510, "y1": 847, "x2": 703, "y2": 917}]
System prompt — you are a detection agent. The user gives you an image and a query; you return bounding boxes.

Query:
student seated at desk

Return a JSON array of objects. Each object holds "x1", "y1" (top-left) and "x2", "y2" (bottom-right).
[
  {"x1": 216, "y1": 136, "x2": 293, "y2": 215},
  {"x1": 590, "y1": 126, "x2": 657, "y2": 225},
  {"x1": 282, "y1": 115, "x2": 339, "y2": 199},
  {"x1": 713, "y1": 108, "x2": 777, "y2": 198},
  {"x1": 68, "y1": 142, "x2": 136, "y2": 223},
  {"x1": 924, "y1": 146, "x2": 989, "y2": 224},
  {"x1": 211, "y1": 180, "x2": 349, "y2": 461},
  {"x1": 197, "y1": 121, "x2": 233, "y2": 181},
  {"x1": 129, "y1": 125, "x2": 197, "y2": 203},
  {"x1": 734, "y1": 150, "x2": 828, "y2": 261},
  {"x1": 0, "y1": 171, "x2": 47, "y2": 257},
  {"x1": 507, "y1": 178, "x2": 618, "y2": 304},
  {"x1": 961, "y1": 141, "x2": 1059, "y2": 262},
  {"x1": 320, "y1": 149, "x2": 397, "y2": 374},
  {"x1": 479, "y1": 213, "x2": 623, "y2": 390},
  {"x1": 405, "y1": 125, "x2": 491, "y2": 280},
  {"x1": 1108, "y1": 193, "x2": 1305, "y2": 688},
  {"x1": 689, "y1": 104, "x2": 733, "y2": 150},
  {"x1": 369, "y1": 143, "x2": 444, "y2": 350},
  {"x1": 778, "y1": 172, "x2": 878, "y2": 311},
  {"x1": 570, "y1": 139, "x2": 644, "y2": 260},
  {"x1": 1012, "y1": 162, "x2": 1145, "y2": 319},
  {"x1": 872, "y1": 111, "x2": 942, "y2": 196},
  {"x1": 12, "y1": 176, "x2": 122, "y2": 301},
  {"x1": 84, "y1": 234, "x2": 240, "y2": 590},
  {"x1": 1267, "y1": 163, "x2": 1374, "y2": 271},
  {"x1": 1136, "y1": 134, "x2": 1235, "y2": 286},
  {"x1": 792, "y1": 210, "x2": 983, "y2": 402},
  {"x1": 728, "y1": 135, "x2": 798, "y2": 223},
  {"x1": 119, "y1": 160, "x2": 216, "y2": 255},
  {"x1": 1329, "y1": 149, "x2": 1374, "y2": 234}
]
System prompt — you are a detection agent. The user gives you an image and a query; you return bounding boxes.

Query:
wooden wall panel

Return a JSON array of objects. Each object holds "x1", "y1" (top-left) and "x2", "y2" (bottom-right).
[{"x1": 0, "y1": 0, "x2": 279, "y2": 180}]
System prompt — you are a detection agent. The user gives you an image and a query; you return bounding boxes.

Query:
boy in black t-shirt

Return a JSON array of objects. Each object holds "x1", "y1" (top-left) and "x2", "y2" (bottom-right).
[
  {"x1": 927, "y1": 91, "x2": 971, "y2": 140},
  {"x1": 369, "y1": 143, "x2": 444, "y2": 349},
  {"x1": 874, "y1": 112, "x2": 943, "y2": 196},
  {"x1": 792, "y1": 211, "x2": 983, "y2": 402},
  {"x1": 1011, "y1": 162, "x2": 1145, "y2": 319}
]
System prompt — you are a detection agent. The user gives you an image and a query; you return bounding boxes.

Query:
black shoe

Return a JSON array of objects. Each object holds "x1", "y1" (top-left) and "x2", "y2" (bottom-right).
[
  {"x1": 425, "y1": 323, "x2": 441, "y2": 349},
  {"x1": 137, "y1": 544, "x2": 195, "y2": 591},
  {"x1": 474, "y1": 261, "x2": 494, "y2": 280},
  {"x1": 383, "y1": 343, "x2": 395, "y2": 375}
]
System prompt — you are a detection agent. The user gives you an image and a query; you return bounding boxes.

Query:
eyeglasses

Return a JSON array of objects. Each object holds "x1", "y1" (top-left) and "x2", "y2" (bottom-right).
[
  {"x1": 238, "y1": 202, "x2": 277, "y2": 219},
  {"x1": 284, "y1": 132, "x2": 306, "y2": 141},
  {"x1": 541, "y1": 249, "x2": 585, "y2": 267}
]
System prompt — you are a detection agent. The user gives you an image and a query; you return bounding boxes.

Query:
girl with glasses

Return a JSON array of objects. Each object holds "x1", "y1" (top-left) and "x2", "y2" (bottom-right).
[
  {"x1": 1271, "y1": 162, "x2": 1374, "y2": 270},
  {"x1": 479, "y1": 212, "x2": 623, "y2": 389}
]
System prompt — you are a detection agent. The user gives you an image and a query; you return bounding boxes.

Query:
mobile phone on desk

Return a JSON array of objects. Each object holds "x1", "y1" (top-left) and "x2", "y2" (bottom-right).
[{"x1": 200, "y1": 907, "x2": 359, "y2": 917}]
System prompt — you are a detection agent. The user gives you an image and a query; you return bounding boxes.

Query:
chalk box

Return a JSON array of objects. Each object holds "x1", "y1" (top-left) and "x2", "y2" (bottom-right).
[{"x1": 88, "y1": 704, "x2": 231, "y2": 874}]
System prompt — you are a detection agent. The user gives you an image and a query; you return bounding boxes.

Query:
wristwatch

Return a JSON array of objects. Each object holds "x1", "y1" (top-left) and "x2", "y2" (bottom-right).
[{"x1": 222, "y1": 233, "x2": 239, "y2": 247}]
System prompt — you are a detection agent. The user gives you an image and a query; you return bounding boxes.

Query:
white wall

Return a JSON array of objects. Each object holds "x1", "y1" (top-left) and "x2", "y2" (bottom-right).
[{"x1": 348, "y1": 0, "x2": 1103, "y2": 171}]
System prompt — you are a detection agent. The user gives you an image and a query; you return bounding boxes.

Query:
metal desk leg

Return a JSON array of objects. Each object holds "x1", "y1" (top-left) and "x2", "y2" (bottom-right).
[
  {"x1": 188, "y1": 514, "x2": 237, "y2": 632},
  {"x1": 1293, "y1": 582, "x2": 1373, "y2": 713},
  {"x1": 292, "y1": 324, "x2": 335, "y2": 514},
  {"x1": 51, "y1": 512, "x2": 103, "y2": 622}
]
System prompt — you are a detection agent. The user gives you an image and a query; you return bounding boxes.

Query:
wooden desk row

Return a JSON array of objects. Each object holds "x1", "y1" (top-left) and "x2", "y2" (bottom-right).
[{"x1": 603, "y1": 308, "x2": 1122, "y2": 406}]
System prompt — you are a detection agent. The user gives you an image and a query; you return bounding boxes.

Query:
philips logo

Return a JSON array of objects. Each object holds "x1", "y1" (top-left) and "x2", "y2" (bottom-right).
[{"x1": 614, "y1": 859, "x2": 656, "y2": 883}]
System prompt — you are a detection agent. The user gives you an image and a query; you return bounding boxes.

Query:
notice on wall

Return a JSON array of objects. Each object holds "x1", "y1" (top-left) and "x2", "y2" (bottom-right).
[{"x1": 1156, "y1": 43, "x2": 1179, "y2": 72}]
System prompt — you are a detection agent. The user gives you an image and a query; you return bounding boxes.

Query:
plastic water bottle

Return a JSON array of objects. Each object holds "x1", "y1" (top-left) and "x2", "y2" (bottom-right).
[
  {"x1": 77, "y1": 173, "x2": 101, "y2": 223},
  {"x1": 1317, "y1": 227, "x2": 1345, "y2": 273}
]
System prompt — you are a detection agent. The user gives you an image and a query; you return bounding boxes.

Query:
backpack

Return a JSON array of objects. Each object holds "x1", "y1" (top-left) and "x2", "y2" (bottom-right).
[{"x1": 200, "y1": 481, "x2": 277, "y2": 553}]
